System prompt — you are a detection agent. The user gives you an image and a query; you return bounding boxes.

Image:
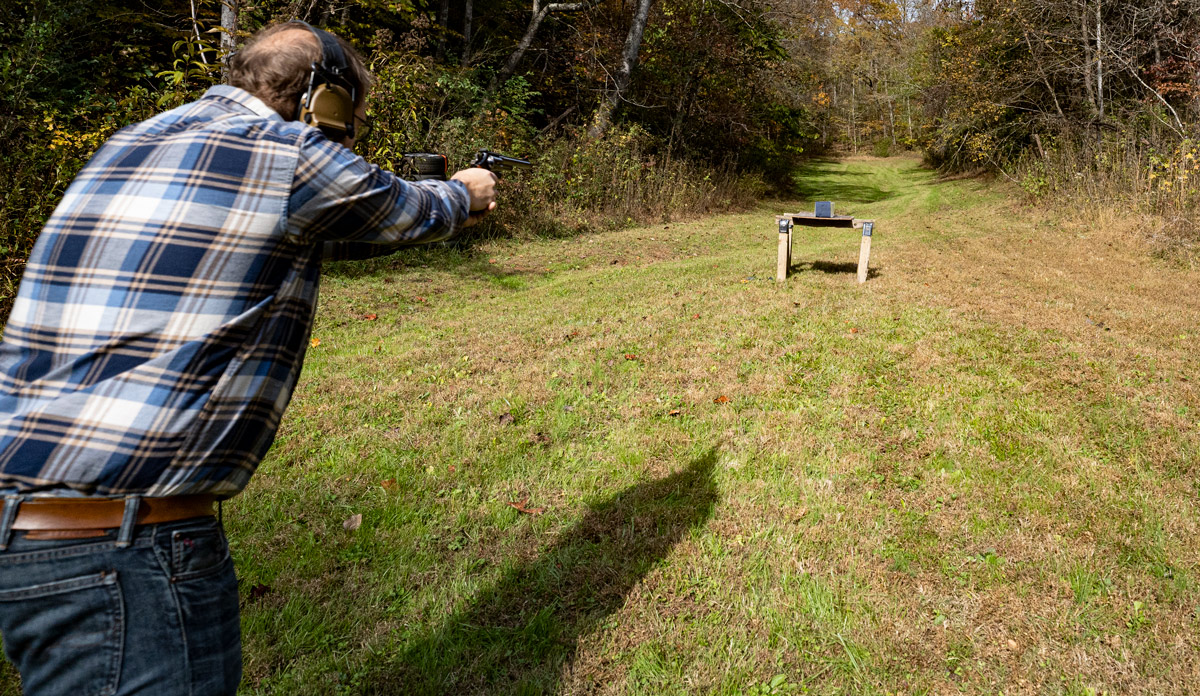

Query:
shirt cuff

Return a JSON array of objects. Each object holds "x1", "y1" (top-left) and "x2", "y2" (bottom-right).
[{"x1": 446, "y1": 178, "x2": 472, "y2": 223}]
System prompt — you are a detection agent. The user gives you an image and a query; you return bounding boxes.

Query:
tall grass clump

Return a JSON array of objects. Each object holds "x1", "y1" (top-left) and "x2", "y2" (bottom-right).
[
  {"x1": 473, "y1": 127, "x2": 765, "y2": 240},
  {"x1": 1010, "y1": 128, "x2": 1200, "y2": 261}
]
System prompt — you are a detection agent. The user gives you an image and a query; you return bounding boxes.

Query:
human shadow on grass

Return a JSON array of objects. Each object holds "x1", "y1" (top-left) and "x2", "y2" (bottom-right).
[
  {"x1": 368, "y1": 451, "x2": 719, "y2": 695},
  {"x1": 790, "y1": 260, "x2": 882, "y2": 280}
]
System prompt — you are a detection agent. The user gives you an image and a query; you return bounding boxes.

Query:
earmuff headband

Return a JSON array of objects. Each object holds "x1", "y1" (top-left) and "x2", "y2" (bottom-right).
[{"x1": 290, "y1": 20, "x2": 357, "y2": 138}]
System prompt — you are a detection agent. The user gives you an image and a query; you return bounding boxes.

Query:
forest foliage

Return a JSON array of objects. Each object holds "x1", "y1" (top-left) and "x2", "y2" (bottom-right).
[
  {"x1": 2, "y1": 0, "x2": 1198, "y2": 315},
  {"x1": 826, "y1": 0, "x2": 1200, "y2": 254}
]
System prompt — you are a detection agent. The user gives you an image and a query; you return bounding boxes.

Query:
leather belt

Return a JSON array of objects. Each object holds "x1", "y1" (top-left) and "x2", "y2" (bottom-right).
[{"x1": 12, "y1": 495, "x2": 217, "y2": 540}]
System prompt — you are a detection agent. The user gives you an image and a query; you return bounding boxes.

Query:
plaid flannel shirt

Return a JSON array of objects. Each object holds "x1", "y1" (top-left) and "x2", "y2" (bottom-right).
[{"x1": 0, "y1": 86, "x2": 470, "y2": 498}]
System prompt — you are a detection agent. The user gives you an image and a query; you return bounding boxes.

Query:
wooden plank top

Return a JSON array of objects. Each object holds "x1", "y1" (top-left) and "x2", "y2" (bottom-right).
[{"x1": 775, "y1": 213, "x2": 874, "y2": 229}]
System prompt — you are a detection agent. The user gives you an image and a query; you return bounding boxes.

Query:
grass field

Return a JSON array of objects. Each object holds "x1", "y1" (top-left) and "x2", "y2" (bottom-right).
[{"x1": 21, "y1": 155, "x2": 1194, "y2": 695}]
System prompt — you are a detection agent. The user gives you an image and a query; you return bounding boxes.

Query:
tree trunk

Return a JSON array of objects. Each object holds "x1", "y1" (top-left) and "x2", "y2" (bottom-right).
[
  {"x1": 1081, "y1": 0, "x2": 1096, "y2": 112},
  {"x1": 888, "y1": 97, "x2": 896, "y2": 146},
  {"x1": 462, "y1": 0, "x2": 474, "y2": 64},
  {"x1": 850, "y1": 80, "x2": 858, "y2": 153},
  {"x1": 1095, "y1": 0, "x2": 1103, "y2": 120},
  {"x1": 586, "y1": 0, "x2": 654, "y2": 140},
  {"x1": 220, "y1": 0, "x2": 239, "y2": 81},
  {"x1": 491, "y1": 0, "x2": 599, "y2": 93},
  {"x1": 436, "y1": 0, "x2": 451, "y2": 61},
  {"x1": 491, "y1": 5, "x2": 549, "y2": 92},
  {"x1": 905, "y1": 95, "x2": 913, "y2": 142}
]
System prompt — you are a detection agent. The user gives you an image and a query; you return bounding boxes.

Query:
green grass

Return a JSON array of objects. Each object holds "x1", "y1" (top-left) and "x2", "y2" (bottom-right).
[
  {"x1": 223, "y1": 155, "x2": 1200, "y2": 694},
  {"x1": 6, "y1": 156, "x2": 1197, "y2": 695}
]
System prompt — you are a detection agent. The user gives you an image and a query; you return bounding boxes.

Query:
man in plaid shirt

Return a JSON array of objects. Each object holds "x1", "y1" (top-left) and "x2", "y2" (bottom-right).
[{"x1": 0, "y1": 22, "x2": 497, "y2": 694}]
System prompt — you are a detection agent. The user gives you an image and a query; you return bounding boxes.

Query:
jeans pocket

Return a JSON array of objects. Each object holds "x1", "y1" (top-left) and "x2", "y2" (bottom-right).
[
  {"x1": 0, "y1": 571, "x2": 124, "y2": 696},
  {"x1": 170, "y1": 522, "x2": 231, "y2": 582}
]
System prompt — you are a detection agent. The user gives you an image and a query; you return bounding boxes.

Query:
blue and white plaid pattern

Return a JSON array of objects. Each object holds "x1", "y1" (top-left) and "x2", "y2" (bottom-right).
[{"x1": 0, "y1": 86, "x2": 470, "y2": 497}]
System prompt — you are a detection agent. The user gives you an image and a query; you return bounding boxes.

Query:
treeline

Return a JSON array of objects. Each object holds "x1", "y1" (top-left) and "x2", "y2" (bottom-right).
[
  {"x1": 0, "y1": 0, "x2": 824, "y2": 317},
  {"x1": 4, "y1": 0, "x2": 1196, "y2": 317},
  {"x1": 820, "y1": 0, "x2": 1200, "y2": 254}
]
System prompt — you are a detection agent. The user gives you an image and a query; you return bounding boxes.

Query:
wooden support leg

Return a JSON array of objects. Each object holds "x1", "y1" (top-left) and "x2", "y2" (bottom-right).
[
  {"x1": 856, "y1": 221, "x2": 873, "y2": 284},
  {"x1": 777, "y1": 229, "x2": 789, "y2": 282},
  {"x1": 776, "y1": 216, "x2": 792, "y2": 283}
]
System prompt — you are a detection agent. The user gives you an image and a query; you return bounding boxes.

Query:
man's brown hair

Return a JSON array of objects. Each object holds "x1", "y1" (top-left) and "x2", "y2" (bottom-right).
[{"x1": 227, "y1": 22, "x2": 372, "y2": 120}]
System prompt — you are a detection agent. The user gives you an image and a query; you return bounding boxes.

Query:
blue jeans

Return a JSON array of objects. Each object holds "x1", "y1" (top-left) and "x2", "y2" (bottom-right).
[{"x1": 0, "y1": 516, "x2": 241, "y2": 695}]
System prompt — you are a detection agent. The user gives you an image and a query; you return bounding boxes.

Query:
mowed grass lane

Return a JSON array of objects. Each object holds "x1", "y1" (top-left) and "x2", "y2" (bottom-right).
[{"x1": 218, "y1": 156, "x2": 1199, "y2": 695}]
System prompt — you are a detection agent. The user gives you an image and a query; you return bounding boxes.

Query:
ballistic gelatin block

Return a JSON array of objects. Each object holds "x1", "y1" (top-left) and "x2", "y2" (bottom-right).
[{"x1": 815, "y1": 201, "x2": 833, "y2": 218}]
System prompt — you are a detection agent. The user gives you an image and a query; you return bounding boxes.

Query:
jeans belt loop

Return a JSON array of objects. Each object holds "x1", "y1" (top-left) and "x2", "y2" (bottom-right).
[
  {"x1": 0, "y1": 496, "x2": 22, "y2": 551},
  {"x1": 116, "y1": 495, "x2": 142, "y2": 548}
]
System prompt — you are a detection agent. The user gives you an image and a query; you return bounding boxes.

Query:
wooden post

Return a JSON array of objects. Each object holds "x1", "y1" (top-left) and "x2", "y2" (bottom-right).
[
  {"x1": 776, "y1": 217, "x2": 790, "y2": 282},
  {"x1": 856, "y1": 221, "x2": 873, "y2": 284}
]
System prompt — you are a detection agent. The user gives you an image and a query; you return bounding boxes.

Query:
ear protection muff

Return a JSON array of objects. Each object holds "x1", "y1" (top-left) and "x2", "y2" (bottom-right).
[{"x1": 292, "y1": 21, "x2": 357, "y2": 140}]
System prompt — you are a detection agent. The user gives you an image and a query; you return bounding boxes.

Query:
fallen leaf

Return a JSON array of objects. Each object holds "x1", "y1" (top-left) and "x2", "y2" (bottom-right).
[
  {"x1": 310, "y1": 337, "x2": 321, "y2": 348},
  {"x1": 448, "y1": 464, "x2": 457, "y2": 474},
  {"x1": 488, "y1": 258, "x2": 497, "y2": 264},
  {"x1": 249, "y1": 583, "x2": 272, "y2": 601},
  {"x1": 668, "y1": 409, "x2": 681, "y2": 417},
  {"x1": 363, "y1": 313, "x2": 378, "y2": 321},
  {"x1": 380, "y1": 478, "x2": 397, "y2": 490},
  {"x1": 692, "y1": 313, "x2": 701, "y2": 319},
  {"x1": 714, "y1": 395, "x2": 730, "y2": 404},
  {"x1": 343, "y1": 513, "x2": 362, "y2": 531},
  {"x1": 507, "y1": 498, "x2": 545, "y2": 515},
  {"x1": 850, "y1": 327, "x2": 859, "y2": 334},
  {"x1": 531, "y1": 432, "x2": 550, "y2": 445},
  {"x1": 415, "y1": 296, "x2": 426, "y2": 303},
  {"x1": 624, "y1": 353, "x2": 638, "y2": 361},
  {"x1": 498, "y1": 412, "x2": 515, "y2": 426}
]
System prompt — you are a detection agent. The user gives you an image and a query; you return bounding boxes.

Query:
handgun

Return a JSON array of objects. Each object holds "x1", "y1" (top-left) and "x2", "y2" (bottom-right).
[
  {"x1": 471, "y1": 150, "x2": 532, "y2": 175},
  {"x1": 401, "y1": 150, "x2": 531, "y2": 181}
]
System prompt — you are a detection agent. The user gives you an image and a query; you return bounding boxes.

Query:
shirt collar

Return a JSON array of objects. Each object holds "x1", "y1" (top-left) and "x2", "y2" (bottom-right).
[{"x1": 201, "y1": 85, "x2": 284, "y2": 121}]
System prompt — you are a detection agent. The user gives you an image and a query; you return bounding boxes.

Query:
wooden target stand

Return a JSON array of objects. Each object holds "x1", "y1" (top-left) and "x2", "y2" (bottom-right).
[{"x1": 775, "y1": 203, "x2": 875, "y2": 284}]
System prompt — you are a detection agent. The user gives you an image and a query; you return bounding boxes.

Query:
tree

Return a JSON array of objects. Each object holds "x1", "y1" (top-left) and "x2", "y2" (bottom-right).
[
  {"x1": 586, "y1": 0, "x2": 654, "y2": 139},
  {"x1": 489, "y1": 0, "x2": 602, "y2": 93},
  {"x1": 220, "y1": 0, "x2": 239, "y2": 79}
]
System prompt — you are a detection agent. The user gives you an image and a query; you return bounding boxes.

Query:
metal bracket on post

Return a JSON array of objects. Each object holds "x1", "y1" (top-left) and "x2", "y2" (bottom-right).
[
  {"x1": 856, "y1": 221, "x2": 874, "y2": 284},
  {"x1": 776, "y1": 216, "x2": 793, "y2": 282}
]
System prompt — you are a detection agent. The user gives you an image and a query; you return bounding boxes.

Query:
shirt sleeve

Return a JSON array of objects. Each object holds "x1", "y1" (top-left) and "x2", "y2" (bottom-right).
[{"x1": 287, "y1": 129, "x2": 471, "y2": 246}]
